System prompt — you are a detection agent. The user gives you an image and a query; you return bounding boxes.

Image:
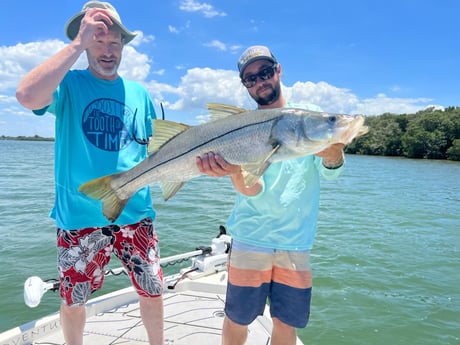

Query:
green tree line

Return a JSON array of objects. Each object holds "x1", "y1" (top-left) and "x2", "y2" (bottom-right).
[{"x1": 346, "y1": 106, "x2": 460, "y2": 161}]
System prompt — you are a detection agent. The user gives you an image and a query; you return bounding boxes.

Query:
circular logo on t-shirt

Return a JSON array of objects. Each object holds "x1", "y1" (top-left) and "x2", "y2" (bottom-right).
[{"x1": 82, "y1": 98, "x2": 135, "y2": 151}]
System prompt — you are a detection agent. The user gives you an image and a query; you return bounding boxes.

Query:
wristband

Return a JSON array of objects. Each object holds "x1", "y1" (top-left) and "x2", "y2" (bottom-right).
[{"x1": 322, "y1": 153, "x2": 344, "y2": 169}]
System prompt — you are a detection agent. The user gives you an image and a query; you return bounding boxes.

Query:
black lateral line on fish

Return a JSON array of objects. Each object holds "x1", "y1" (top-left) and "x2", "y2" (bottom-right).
[{"x1": 118, "y1": 117, "x2": 279, "y2": 189}]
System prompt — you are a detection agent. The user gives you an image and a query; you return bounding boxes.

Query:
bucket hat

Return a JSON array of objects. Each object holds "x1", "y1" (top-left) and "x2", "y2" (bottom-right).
[{"x1": 64, "y1": 1, "x2": 136, "y2": 43}]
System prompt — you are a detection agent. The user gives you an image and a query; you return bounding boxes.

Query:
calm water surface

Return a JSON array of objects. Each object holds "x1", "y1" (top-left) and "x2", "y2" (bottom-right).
[{"x1": 0, "y1": 140, "x2": 459, "y2": 344}]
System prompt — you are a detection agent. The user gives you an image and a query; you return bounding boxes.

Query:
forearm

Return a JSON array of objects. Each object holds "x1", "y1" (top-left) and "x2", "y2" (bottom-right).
[
  {"x1": 16, "y1": 41, "x2": 85, "y2": 110},
  {"x1": 230, "y1": 170, "x2": 263, "y2": 197}
]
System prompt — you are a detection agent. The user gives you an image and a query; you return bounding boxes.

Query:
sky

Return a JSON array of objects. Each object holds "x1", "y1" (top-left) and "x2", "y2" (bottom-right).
[{"x1": 0, "y1": 0, "x2": 458, "y2": 137}]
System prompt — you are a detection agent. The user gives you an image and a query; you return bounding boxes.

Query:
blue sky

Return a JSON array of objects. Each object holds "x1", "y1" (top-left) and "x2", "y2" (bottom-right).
[{"x1": 0, "y1": 0, "x2": 458, "y2": 137}]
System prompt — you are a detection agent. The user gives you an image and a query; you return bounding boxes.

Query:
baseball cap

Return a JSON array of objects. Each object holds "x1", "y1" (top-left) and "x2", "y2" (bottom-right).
[{"x1": 237, "y1": 45, "x2": 277, "y2": 77}]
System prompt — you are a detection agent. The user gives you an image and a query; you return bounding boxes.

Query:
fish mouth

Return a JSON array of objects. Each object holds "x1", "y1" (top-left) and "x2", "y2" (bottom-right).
[{"x1": 339, "y1": 116, "x2": 367, "y2": 144}]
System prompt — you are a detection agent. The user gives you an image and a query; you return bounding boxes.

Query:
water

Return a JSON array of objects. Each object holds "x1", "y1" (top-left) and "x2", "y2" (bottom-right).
[{"x1": 0, "y1": 140, "x2": 459, "y2": 345}]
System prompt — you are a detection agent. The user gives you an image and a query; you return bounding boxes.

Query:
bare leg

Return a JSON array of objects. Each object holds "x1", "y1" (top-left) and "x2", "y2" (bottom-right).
[
  {"x1": 139, "y1": 295, "x2": 164, "y2": 345},
  {"x1": 60, "y1": 303, "x2": 85, "y2": 345},
  {"x1": 222, "y1": 316, "x2": 248, "y2": 345},
  {"x1": 271, "y1": 317, "x2": 297, "y2": 345}
]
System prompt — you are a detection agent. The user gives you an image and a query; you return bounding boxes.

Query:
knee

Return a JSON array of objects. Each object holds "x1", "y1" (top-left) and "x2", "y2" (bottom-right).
[
  {"x1": 272, "y1": 317, "x2": 295, "y2": 333},
  {"x1": 139, "y1": 295, "x2": 163, "y2": 306}
]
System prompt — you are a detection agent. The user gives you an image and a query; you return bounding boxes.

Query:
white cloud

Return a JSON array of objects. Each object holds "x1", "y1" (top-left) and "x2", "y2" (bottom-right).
[
  {"x1": 284, "y1": 81, "x2": 359, "y2": 114},
  {"x1": 168, "y1": 67, "x2": 247, "y2": 111},
  {"x1": 204, "y1": 40, "x2": 241, "y2": 53},
  {"x1": 204, "y1": 40, "x2": 227, "y2": 51},
  {"x1": 168, "y1": 25, "x2": 179, "y2": 34},
  {"x1": 129, "y1": 31, "x2": 155, "y2": 47},
  {"x1": 179, "y1": 0, "x2": 226, "y2": 18},
  {"x1": 119, "y1": 45, "x2": 152, "y2": 81},
  {"x1": 353, "y1": 93, "x2": 435, "y2": 115},
  {"x1": 0, "y1": 38, "x2": 441, "y2": 136},
  {"x1": 0, "y1": 40, "x2": 66, "y2": 91},
  {"x1": 283, "y1": 83, "x2": 437, "y2": 115}
]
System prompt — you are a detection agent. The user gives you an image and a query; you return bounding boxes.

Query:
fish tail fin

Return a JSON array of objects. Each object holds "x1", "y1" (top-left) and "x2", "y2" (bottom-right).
[{"x1": 79, "y1": 176, "x2": 129, "y2": 223}]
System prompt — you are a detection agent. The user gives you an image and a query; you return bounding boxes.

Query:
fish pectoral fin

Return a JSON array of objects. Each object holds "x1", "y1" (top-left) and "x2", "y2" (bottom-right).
[
  {"x1": 149, "y1": 120, "x2": 191, "y2": 154},
  {"x1": 160, "y1": 181, "x2": 185, "y2": 201},
  {"x1": 206, "y1": 103, "x2": 247, "y2": 122},
  {"x1": 241, "y1": 168, "x2": 269, "y2": 187},
  {"x1": 241, "y1": 144, "x2": 281, "y2": 187}
]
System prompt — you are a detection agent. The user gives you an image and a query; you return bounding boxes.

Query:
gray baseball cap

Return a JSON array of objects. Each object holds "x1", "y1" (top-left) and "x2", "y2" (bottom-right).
[{"x1": 237, "y1": 45, "x2": 277, "y2": 77}]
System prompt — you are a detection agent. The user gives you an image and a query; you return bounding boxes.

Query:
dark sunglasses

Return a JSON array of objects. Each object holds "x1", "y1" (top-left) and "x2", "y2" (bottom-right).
[{"x1": 241, "y1": 64, "x2": 277, "y2": 88}]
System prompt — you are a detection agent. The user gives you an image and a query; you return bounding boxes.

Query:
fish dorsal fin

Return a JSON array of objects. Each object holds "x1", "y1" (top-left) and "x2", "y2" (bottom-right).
[
  {"x1": 159, "y1": 181, "x2": 185, "y2": 201},
  {"x1": 149, "y1": 119, "x2": 191, "y2": 154},
  {"x1": 207, "y1": 103, "x2": 247, "y2": 122},
  {"x1": 241, "y1": 144, "x2": 281, "y2": 187}
]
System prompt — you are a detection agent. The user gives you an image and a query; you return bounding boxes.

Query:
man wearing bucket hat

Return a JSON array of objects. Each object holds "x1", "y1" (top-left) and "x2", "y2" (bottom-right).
[
  {"x1": 197, "y1": 45, "x2": 346, "y2": 344},
  {"x1": 16, "y1": 2, "x2": 163, "y2": 344}
]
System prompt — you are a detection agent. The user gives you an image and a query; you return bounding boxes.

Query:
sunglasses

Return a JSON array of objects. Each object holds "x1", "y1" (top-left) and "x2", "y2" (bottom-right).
[{"x1": 241, "y1": 64, "x2": 277, "y2": 88}]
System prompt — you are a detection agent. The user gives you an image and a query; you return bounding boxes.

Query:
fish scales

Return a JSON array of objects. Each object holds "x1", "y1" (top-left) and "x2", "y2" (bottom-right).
[{"x1": 115, "y1": 111, "x2": 284, "y2": 189}]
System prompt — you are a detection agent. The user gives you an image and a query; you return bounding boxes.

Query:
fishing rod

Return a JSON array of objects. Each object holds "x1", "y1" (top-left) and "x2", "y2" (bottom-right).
[{"x1": 24, "y1": 230, "x2": 230, "y2": 308}]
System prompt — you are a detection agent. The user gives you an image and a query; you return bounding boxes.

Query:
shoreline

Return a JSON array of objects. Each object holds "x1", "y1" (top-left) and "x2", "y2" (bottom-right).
[{"x1": 0, "y1": 135, "x2": 54, "y2": 141}]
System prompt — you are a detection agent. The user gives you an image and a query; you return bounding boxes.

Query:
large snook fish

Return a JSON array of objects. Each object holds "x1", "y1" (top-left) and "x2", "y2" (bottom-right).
[{"x1": 79, "y1": 103, "x2": 368, "y2": 222}]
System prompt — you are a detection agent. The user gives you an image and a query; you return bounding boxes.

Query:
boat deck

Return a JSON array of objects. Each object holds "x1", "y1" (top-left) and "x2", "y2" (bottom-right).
[
  {"x1": 75, "y1": 289, "x2": 272, "y2": 344},
  {"x1": 1, "y1": 242, "x2": 303, "y2": 345},
  {"x1": 3, "y1": 269, "x2": 300, "y2": 345}
]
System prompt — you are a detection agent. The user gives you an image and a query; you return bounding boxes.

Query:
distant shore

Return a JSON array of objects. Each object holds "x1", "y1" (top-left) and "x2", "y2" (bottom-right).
[{"x1": 0, "y1": 135, "x2": 54, "y2": 141}]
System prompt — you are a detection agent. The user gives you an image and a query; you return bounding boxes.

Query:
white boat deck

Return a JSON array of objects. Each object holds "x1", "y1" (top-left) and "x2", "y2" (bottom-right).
[{"x1": 1, "y1": 238, "x2": 304, "y2": 345}]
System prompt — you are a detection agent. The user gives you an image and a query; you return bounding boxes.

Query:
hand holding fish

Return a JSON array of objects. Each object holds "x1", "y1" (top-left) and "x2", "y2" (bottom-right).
[
  {"x1": 316, "y1": 143, "x2": 345, "y2": 168},
  {"x1": 197, "y1": 152, "x2": 263, "y2": 196},
  {"x1": 196, "y1": 152, "x2": 240, "y2": 177}
]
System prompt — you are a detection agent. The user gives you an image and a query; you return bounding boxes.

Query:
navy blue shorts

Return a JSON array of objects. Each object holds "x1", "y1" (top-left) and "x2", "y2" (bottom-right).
[{"x1": 225, "y1": 241, "x2": 312, "y2": 328}]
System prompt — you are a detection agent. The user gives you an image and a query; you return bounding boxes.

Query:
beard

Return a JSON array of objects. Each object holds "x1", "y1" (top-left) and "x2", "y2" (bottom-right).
[
  {"x1": 253, "y1": 82, "x2": 281, "y2": 106},
  {"x1": 87, "y1": 54, "x2": 119, "y2": 78}
]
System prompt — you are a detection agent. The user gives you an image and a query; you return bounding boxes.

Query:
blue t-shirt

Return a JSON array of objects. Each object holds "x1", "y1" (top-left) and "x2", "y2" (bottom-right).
[
  {"x1": 226, "y1": 102, "x2": 344, "y2": 251},
  {"x1": 33, "y1": 69, "x2": 156, "y2": 229}
]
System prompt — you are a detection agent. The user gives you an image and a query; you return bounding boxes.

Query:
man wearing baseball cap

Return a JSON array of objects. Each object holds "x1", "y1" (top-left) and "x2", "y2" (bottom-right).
[
  {"x1": 16, "y1": 2, "x2": 163, "y2": 344},
  {"x1": 197, "y1": 45, "x2": 346, "y2": 344}
]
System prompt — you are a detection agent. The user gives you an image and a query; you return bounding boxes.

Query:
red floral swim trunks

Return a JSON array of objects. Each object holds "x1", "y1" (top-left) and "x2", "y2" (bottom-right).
[{"x1": 56, "y1": 217, "x2": 162, "y2": 306}]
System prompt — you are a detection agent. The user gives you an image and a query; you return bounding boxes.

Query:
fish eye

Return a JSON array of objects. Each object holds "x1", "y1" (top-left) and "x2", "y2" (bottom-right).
[{"x1": 327, "y1": 115, "x2": 337, "y2": 124}]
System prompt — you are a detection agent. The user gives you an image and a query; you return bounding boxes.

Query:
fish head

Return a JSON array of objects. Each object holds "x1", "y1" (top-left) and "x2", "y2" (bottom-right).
[
  {"x1": 314, "y1": 112, "x2": 367, "y2": 141},
  {"x1": 273, "y1": 109, "x2": 368, "y2": 156}
]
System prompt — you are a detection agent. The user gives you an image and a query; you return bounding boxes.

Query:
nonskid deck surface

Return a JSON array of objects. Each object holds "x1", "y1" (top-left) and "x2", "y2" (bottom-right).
[
  {"x1": 32, "y1": 289, "x2": 272, "y2": 345},
  {"x1": 2, "y1": 238, "x2": 303, "y2": 345}
]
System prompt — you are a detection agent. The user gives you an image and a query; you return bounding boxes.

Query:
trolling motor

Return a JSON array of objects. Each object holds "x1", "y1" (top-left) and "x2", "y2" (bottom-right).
[
  {"x1": 189, "y1": 230, "x2": 231, "y2": 274},
  {"x1": 24, "y1": 276, "x2": 59, "y2": 308}
]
